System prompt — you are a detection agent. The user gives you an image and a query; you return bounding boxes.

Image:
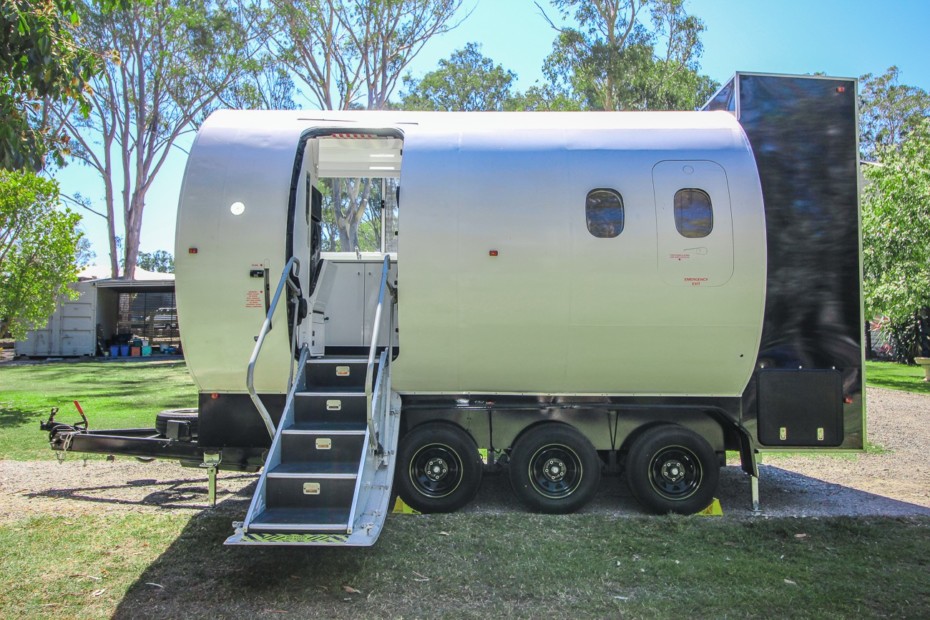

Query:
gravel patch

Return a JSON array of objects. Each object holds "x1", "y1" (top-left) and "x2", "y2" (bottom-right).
[{"x1": 2, "y1": 387, "x2": 929, "y2": 523}]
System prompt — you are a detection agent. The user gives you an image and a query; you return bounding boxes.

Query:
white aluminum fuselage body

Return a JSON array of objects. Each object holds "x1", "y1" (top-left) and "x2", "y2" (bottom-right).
[{"x1": 175, "y1": 111, "x2": 766, "y2": 398}]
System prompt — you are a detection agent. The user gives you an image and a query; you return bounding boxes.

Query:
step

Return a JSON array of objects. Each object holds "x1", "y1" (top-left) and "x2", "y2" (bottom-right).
[
  {"x1": 294, "y1": 392, "x2": 367, "y2": 425},
  {"x1": 270, "y1": 461, "x2": 359, "y2": 476},
  {"x1": 264, "y1": 473, "x2": 357, "y2": 510},
  {"x1": 305, "y1": 357, "x2": 377, "y2": 390},
  {"x1": 280, "y1": 430, "x2": 366, "y2": 465},
  {"x1": 249, "y1": 506, "x2": 350, "y2": 532}
]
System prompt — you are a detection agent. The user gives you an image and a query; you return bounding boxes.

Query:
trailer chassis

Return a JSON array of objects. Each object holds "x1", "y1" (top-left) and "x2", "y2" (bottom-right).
[{"x1": 40, "y1": 406, "x2": 265, "y2": 505}]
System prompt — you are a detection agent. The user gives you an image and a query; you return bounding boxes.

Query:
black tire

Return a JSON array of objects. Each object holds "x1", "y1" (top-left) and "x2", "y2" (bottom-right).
[
  {"x1": 508, "y1": 423, "x2": 601, "y2": 514},
  {"x1": 155, "y1": 408, "x2": 199, "y2": 439},
  {"x1": 625, "y1": 425, "x2": 719, "y2": 515},
  {"x1": 395, "y1": 423, "x2": 483, "y2": 513}
]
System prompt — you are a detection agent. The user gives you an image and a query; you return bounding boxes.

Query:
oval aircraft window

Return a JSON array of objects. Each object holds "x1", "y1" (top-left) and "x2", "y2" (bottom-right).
[
  {"x1": 585, "y1": 189, "x2": 624, "y2": 238},
  {"x1": 674, "y1": 188, "x2": 713, "y2": 238}
]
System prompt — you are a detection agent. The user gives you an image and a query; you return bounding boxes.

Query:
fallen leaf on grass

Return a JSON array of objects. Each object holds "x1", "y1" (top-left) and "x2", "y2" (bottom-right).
[
  {"x1": 92, "y1": 589, "x2": 107, "y2": 597},
  {"x1": 413, "y1": 571, "x2": 430, "y2": 582},
  {"x1": 784, "y1": 579, "x2": 797, "y2": 586},
  {"x1": 342, "y1": 585, "x2": 361, "y2": 594},
  {"x1": 145, "y1": 583, "x2": 164, "y2": 589},
  {"x1": 439, "y1": 531, "x2": 450, "y2": 536},
  {"x1": 794, "y1": 534, "x2": 808, "y2": 539},
  {"x1": 613, "y1": 596, "x2": 631, "y2": 601}
]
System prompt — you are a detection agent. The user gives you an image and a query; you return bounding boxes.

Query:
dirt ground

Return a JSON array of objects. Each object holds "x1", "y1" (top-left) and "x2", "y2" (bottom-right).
[{"x1": 2, "y1": 386, "x2": 929, "y2": 524}]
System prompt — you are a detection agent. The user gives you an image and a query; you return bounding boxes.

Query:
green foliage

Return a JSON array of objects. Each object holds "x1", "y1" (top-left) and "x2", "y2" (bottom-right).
[
  {"x1": 137, "y1": 250, "x2": 175, "y2": 274},
  {"x1": 861, "y1": 119, "x2": 930, "y2": 327},
  {"x1": 401, "y1": 43, "x2": 518, "y2": 111},
  {"x1": 0, "y1": 169, "x2": 82, "y2": 339},
  {"x1": 859, "y1": 66, "x2": 930, "y2": 161},
  {"x1": 0, "y1": 0, "x2": 98, "y2": 170},
  {"x1": 539, "y1": 0, "x2": 718, "y2": 111}
]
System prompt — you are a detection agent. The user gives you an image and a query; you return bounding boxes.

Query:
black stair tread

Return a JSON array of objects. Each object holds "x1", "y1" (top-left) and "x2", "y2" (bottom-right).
[
  {"x1": 307, "y1": 356, "x2": 369, "y2": 364},
  {"x1": 296, "y1": 388, "x2": 366, "y2": 396},
  {"x1": 251, "y1": 507, "x2": 350, "y2": 528},
  {"x1": 270, "y1": 461, "x2": 360, "y2": 476},
  {"x1": 287, "y1": 421, "x2": 368, "y2": 433}
]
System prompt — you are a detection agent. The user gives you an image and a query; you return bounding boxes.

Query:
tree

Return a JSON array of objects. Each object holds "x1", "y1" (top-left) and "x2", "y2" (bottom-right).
[
  {"x1": 137, "y1": 249, "x2": 174, "y2": 273},
  {"x1": 0, "y1": 169, "x2": 83, "y2": 339},
  {"x1": 859, "y1": 66, "x2": 930, "y2": 160},
  {"x1": 50, "y1": 0, "x2": 264, "y2": 279},
  {"x1": 266, "y1": 0, "x2": 465, "y2": 250},
  {"x1": 401, "y1": 43, "x2": 517, "y2": 111},
  {"x1": 862, "y1": 119, "x2": 930, "y2": 361},
  {"x1": 0, "y1": 0, "x2": 100, "y2": 171},
  {"x1": 536, "y1": 0, "x2": 717, "y2": 111}
]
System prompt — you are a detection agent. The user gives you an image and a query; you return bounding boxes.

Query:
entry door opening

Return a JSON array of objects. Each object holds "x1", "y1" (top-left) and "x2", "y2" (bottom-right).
[{"x1": 310, "y1": 134, "x2": 403, "y2": 255}]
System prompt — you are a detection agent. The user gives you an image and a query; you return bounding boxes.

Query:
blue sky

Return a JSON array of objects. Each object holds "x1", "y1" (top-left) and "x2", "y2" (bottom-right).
[{"x1": 62, "y1": 0, "x2": 930, "y2": 268}]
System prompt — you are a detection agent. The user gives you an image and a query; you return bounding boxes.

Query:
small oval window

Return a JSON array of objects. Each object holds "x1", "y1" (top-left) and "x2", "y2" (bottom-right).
[
  {"x1": 674, "y1": 188, "x2": 713, "y2": 238},
  {"x1": 586, "y1": 189, "x2": 624, "y2": 238}
]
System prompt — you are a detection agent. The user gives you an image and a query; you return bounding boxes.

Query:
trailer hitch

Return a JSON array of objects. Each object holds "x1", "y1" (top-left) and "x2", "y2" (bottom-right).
[{"x1": 41, "y1": 401, "x2": 89, "y2": 458}]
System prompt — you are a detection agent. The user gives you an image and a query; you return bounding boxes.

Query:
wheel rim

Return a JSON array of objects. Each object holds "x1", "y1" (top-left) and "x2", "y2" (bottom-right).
[
  {"x1": 409, "y1": 443, "x2": 463, "y2": 498},
  {"x1": 527, "y1": 444, "x2": 583, "y2": 499},
  {"x1": 647, "y1": 445, "x2": 703, "y2": 501}
]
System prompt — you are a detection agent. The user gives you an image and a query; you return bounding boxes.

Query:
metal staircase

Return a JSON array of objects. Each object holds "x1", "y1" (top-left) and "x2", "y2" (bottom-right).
[{"x1": 226, "y1": 256, "x2": 399, "y2": 547}]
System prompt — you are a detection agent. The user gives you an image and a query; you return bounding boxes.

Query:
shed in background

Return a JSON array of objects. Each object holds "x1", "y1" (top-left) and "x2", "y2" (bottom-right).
[{"x1": 14, "y1": 267, "x2": 177, "y2": 358}]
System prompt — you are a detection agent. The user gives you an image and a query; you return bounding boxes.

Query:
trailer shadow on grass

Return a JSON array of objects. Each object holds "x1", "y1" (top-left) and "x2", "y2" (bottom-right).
[
  {"x1": 103, "y1": 466, "x2": 930, "y2": 619},
  {"x1": 26, "y1": 472, "x2": 257, "y2": 513}
]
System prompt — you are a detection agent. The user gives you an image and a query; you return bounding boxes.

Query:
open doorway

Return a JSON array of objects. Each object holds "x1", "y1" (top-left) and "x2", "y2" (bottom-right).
[{"x1": 310, "y1": 133, "x2": 403, "y2": 255}]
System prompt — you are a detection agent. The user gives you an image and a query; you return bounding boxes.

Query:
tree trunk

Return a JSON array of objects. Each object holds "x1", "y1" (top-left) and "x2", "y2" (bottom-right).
[{"x1": 123, "y1": 191, "x2": 145, "y2": 279}]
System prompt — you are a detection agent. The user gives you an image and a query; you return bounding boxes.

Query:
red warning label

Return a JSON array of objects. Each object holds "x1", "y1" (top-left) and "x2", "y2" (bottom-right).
[{"x1": 245, "y1": 290, "x2": 264, "y2": 308}]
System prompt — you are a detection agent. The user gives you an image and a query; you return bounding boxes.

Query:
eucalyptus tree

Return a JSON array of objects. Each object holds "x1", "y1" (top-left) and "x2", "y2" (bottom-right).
[
  {"x1": 536, "y1": 0, "x2": 717, "y2": 111},
  {"x1": 400, "y1": 42, "x2": 517, "y2": 111},
  {"x1": 859, "y1": 66, "x2": 930, "y2": 160},
  {"x1": 51, "y1": 0, "x2": 265, "y2": 278}
]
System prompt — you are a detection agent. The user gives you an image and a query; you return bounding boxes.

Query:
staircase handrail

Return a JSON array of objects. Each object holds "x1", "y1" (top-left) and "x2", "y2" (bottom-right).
[
  {"x1": 364, "y1": 255, "x2": 395, "y2": 451},
  {"x1": 247, "y1": 256, "x2": 301, "y2": 439}
]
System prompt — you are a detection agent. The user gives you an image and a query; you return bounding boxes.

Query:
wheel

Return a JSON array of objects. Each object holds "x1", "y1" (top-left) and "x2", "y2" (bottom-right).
[
  {"x1": 508, "y1": 423, "x2": 601, "y2": 514},
  {"x1": 395, "y1": 423, "x2": 483, "y2": 513},
  {"x1": 625, "y1": 425, "x2": 719, "y2": 515},
  {"x1": 155, "y1": 408, "x2": 199, "y2": 439}
]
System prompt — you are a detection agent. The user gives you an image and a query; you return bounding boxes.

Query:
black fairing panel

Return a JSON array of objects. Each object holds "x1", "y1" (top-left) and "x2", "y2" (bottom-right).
[
  {"x1": 757, "y1": 369, "x2": 844, "y2": 446},
  {"x1": 198, "y1": 393, "x2": 285, "y2": 449},
  {"x1": 709, "y1": 74, "x2": 864, "y2": 449}
]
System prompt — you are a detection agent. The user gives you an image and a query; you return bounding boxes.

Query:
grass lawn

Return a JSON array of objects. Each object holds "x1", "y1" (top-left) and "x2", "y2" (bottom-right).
[
  {"x1": 0, "y1": 512, "x2": 928, "y2": 619},
  {"x1": 0, "y1": 360, "x2": 196, "y2": 460},
  {"x1": 866, "y1": 360, "x2": 930, "y2": 395}
]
